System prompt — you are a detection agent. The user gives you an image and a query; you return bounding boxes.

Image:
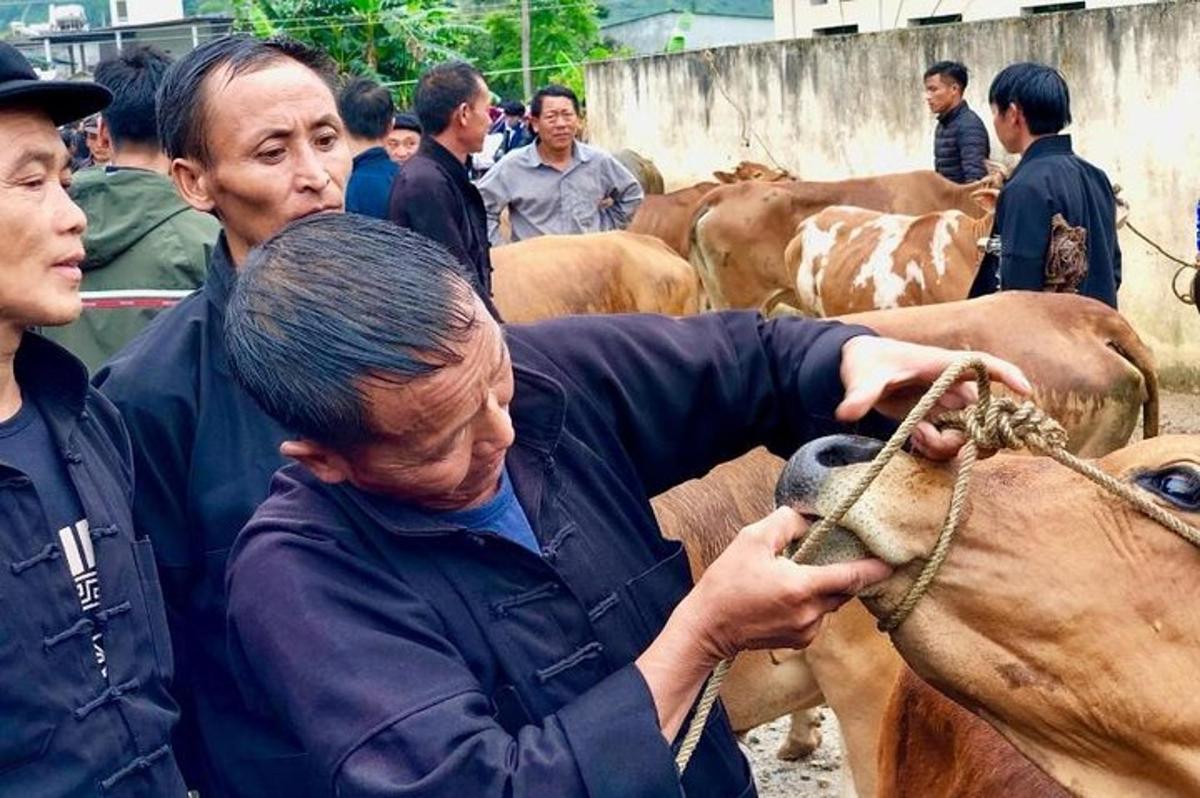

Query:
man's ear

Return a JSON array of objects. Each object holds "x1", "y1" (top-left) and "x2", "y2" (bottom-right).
[
  {"x1": 170, "y1": 157, "x2": 216, "y2": 213},
  {"x1": 96, "y1": 117, "x2": 113, "y2": 154},
  {"x1": 280, "y1": 439, "x2": 353, "y2": 485}
]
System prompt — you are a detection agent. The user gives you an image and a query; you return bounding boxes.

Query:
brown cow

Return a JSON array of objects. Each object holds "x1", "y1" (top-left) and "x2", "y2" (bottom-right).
[
  {"x1": 491, "y1": 231, "x2": 701, "y2": 322},
  {"x1": 789, "y1": 191, "x2": 998, "y2": 316},
  {"x1": 628, "y1": 161, "x2": 796, "y2": 259},
  {"x1": 876, "y1": 667, "x2": 1071, "y2": 798},
  {"x1": 780, "y1": 433, "x2": 1200, "y2": 796},
  {"x1": 842, "y1": 293, "x2": 1158, "y2": 458},
  {"x1": 654, "y1": 449, "x2": 1061, "y2": 798},
  {"x1": 628, "y1": 182, "x2": 719, "y2": 257},
  {"x1": 689, "y1": 170, "x2": 1000, "y2": 310}
]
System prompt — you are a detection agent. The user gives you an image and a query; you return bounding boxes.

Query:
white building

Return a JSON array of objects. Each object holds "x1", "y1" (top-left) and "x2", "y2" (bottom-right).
[
  {"x1": 774, "y1": 0, "x2": 1159, "y2": 38},
  {"x1": 110, "y1": 0, "x2": 183, "y2": 27}
]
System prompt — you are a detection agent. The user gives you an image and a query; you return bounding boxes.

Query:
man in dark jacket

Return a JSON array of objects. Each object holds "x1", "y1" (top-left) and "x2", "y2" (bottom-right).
[
  {"x1": 220, "y1": 214, "x2": 1030, "y2": 797},
  {"x1": 42, "y1": 45, "x2": 219, "y2": 372},
  {"x1": 388, "y1": 60, "x2": 499, "y2": 317},
  {"x1": 924, "y1": 61, "x2": 990, "y2": 184},
  {"x1": 94, "y1": 35, "x2": 352, "y2": 798},
  {"x1": 968, "y1": 62, "x2": 1121, "y2": 308},
  {"x1": 340, "y1": 76, "x2": 399, "y2": 219},
  {"x1": 0, "y1": 42, "x2": 186, "y2": 796}
]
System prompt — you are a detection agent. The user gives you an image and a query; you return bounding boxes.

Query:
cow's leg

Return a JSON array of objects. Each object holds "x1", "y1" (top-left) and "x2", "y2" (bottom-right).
[{"x1": 777, "y1": 706, "x2": 823, "y2": 760}]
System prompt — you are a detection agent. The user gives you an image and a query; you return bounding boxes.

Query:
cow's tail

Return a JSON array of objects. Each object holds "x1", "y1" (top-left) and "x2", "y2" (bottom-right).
[
  {"x1": 1109, "y1": 321, "x2": 1160, "y2": 438},
  {"x1": 687, "y1": 203, "x2": 718, "y2": 310}
]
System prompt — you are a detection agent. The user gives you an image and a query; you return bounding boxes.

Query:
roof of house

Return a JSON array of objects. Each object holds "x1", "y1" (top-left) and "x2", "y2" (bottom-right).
[{"x1": 600, "y1": 0, "x2": 773, "y2": 27}]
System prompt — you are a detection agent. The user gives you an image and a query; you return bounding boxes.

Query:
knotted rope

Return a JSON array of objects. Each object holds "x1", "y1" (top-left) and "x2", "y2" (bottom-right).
[{"x1": 674, "y1": 356, "x2": 1200, "y2": 773}]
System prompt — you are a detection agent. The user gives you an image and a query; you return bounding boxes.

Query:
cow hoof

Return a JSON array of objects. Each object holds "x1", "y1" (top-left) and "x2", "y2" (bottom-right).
[{"x1": 776, "y1": 721, "x2": 823, "y2": 761}]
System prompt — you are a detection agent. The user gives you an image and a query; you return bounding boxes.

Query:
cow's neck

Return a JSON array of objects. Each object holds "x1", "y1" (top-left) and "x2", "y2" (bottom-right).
[{"x1": 994, "y1": 724, "x2": 1200, "y2": 797}]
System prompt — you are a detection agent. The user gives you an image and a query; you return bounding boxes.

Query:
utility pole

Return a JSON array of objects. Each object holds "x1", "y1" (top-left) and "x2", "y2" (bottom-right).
[{"x1": 520, "y1": 0, "x2": 532, "y2": 99}]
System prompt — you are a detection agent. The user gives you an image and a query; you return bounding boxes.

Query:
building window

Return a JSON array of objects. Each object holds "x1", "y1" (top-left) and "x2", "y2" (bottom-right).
[
  {"x1": 1022, "y1": 1, "x2": 1085, "y2": 14},
  {"x1": 909, "y1": 13, "x2": 963, "y2": 26},
  {"x1": 116, "y1": 0, "x2": 128, "y2": 22},
  {"x1": 814, "y1": 23, "x2": 859, "y2": 36}
]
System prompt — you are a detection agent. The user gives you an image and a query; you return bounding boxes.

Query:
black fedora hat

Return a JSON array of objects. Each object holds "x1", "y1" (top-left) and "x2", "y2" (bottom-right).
[{"x1": 0, "y1": 41, "x2": 110, "y2": 126}]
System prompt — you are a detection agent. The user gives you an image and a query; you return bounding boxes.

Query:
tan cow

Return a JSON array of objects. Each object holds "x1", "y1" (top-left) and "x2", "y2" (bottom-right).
[
  {"x1": 491, "y1": 231, "x2": 701, "y2": 322},
  {"x1": 789, "y1": 191, "x2": 998, "y2": 316},
  {"x1": 613, "y1": 148, "x2": 664, "y2": 194},
  {"x1": 780, "y1": 433, "x2": 1200, "y2": 796},
  {"x1": 712, "y1": 160, "x2": 793, "y2": 184},
  {"x1": 690, "y1": 170, "x2": 1001, "y2": 310},
  {"x1": 842, "y1": 293, "x2": 1158, "y2": 458}
]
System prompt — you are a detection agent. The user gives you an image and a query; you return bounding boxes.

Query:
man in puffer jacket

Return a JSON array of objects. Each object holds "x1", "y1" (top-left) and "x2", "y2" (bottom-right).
[
  {"x1": 924, "y1": 61, "x2": 990, "y2": 184},
  {"x1": 43, "y1": 45, "x2": 218, "y2": 371}
]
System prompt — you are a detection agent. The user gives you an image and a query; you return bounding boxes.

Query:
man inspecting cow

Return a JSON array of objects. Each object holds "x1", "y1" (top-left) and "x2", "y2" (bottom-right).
[
  {"x1": 969, "y1": 62, "x2": 1121, "y2": 308},
  {"x1": 478, "y1": 84, "x2": 644, "y2": 244},
  {"x1": 218, "y1": 211, "x2": 1031, "y2": 797},
  {"x1": 924, "y1": 60, "x2": 990, "y2": 184}
]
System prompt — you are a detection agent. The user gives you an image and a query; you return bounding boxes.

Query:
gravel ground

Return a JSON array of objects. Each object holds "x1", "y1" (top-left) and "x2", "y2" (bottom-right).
[{"x1": 745, "y1": 390, "x2": 1200, "y2": 797}]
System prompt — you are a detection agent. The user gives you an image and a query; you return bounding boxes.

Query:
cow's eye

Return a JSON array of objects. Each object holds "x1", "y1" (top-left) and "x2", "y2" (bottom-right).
[{"x1": 1136, "y1": 466, "x2": 1200, "y2": 511}]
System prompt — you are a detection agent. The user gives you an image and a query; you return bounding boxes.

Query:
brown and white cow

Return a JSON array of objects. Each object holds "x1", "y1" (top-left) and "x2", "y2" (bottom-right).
[
  {"x1": 781, "y1": 434, "x2": 1200, "y2": 796},
  {"x1": 491, "y1": 231, "x2": 701, "y2": 322},
  {"x1": 689, "y1": 170, "x2": 1001, "y2": 310},
  {"x1": 788, "y1": 190, "x2": 998, "y2": 316}
]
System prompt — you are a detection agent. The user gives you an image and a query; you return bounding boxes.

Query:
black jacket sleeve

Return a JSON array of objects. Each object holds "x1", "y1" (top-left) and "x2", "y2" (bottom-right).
[
  {"x1": 997, "y1": 181, "x2": 1053, "y2": 292},
  {"x1": 389, "y1": 170, "x2": 472, "y2": 270},
  {"x1": 511, "y1": 312, "x2": 880, "y2": 498},
  {"x1": 957, "y1": 112, "x2": 991, "y2": 183}
]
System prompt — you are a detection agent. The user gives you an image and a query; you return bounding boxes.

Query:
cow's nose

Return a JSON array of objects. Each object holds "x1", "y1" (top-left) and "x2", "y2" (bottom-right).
[{"x1": 775, "y1": 435, "x2": 884, "y2": 507}]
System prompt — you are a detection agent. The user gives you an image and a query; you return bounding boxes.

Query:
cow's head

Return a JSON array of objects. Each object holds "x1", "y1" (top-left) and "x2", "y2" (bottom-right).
[
  {"x1": 713, "y1": 160, "x2": 793, "y2": 183},
  {"x1": 777, "y1": 433, "x2": 1200, "y2": 794}
]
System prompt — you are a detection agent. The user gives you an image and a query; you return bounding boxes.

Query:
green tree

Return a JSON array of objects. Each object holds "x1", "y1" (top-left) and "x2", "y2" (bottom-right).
[
  {"x1": 233, "y1": 0, "x2": 479, "y2": 104},
  {"x1": 464, "y1": 0, "x2": 622, "y2": 102}
]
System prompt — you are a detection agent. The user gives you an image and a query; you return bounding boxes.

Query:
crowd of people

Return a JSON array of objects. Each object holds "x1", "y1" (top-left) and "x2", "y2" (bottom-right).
[{"x1": 0, "y1": 28, "x2": 1109, "y2": 798}]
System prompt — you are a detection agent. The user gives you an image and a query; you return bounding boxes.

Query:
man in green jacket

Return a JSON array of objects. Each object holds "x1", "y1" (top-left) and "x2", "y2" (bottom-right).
[{"x1": 43, "y1": 45, "x2": 218, "y2": 371}]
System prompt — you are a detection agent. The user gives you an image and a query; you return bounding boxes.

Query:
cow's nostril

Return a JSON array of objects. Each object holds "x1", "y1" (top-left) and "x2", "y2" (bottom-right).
[
  {"x1": 814, "y1": 436, "x2": 885, "y2": 469},
  {"x1": 776, "y1": 435, "x2": 885, "y2": 507}
]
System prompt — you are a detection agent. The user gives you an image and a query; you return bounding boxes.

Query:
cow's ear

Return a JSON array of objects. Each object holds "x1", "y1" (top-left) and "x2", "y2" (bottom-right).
[
  {"x1": 970, "y1": 188, "x2": 1000, "y2": 213},
  {"x1": 713, "y1": 170, "x2": 735, "y2": 183}
]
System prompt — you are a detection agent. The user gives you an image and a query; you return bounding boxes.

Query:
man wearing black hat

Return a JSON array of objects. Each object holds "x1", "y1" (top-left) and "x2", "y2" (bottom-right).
[{"x1": 0, "y1": 42, "x2": 186, "y2": 796}]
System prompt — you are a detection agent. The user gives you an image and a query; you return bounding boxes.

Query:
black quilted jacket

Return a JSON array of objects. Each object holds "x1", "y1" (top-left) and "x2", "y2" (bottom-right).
[{"x1": 934, "y1": 102, "x2": 991, "y2": 184}]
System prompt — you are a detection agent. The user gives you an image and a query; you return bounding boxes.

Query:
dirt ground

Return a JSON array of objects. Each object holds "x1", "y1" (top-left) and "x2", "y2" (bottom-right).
[{"x1": 745, "y1": 389, "x2": 1200, "y2": 798}]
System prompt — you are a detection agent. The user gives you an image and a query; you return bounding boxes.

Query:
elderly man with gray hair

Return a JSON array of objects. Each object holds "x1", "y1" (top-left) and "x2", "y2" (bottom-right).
[{"x1": 220, "y1": 213, "x2": 1030, "y2": 797}]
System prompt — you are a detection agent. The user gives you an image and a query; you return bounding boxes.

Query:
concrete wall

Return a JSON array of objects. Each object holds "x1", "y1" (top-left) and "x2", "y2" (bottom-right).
[
  {"x1": 773, "y1": 0, "x2": 1158, "y2": 40},
  {"x1": 585, "y1": 2, "x2": 1200, "y2": 386},
  {"x1": 604, "y1": 13, "x2": 775, "y2": 54}
]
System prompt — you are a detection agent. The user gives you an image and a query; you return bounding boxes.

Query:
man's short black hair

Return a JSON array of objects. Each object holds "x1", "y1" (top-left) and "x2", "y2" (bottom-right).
[
  {"x1": 225, "y1": 214, "x2": 479, "y2": 447},
  {"x1": 500, "y1": 99, "x2": 525, "y2": 117},
  {"x1": 392, "y1": 112, "x2": 422, "y2": 134},
  {"x1": 924, "y1": 61, "x2": 968, "y2": 90},
  {"x1": 338, "y1": 76, "x2": 395, "y2": 140},
  {"x1": 530, "y1": 84, "x2": 579, "y2": 117},
  {"x1": 414, "y1": 61, "x2": 484, "y2": 136},
  {"x1": 93, "y1": 45, "x2": 172, "y2": 149},
  {"x1": 157, "y1": 34, "x2": 338, "y2": 164},
  {"x1": 988, "y1": 62, "x2": 1072, "y2": 135}
]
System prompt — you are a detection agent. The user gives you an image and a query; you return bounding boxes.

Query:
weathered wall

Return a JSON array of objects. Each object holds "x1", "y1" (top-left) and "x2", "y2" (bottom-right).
[
  {"x1": 603, "y1": 13, "x2": 774, "y2": 55},
  {"x1": 585, "y1": 2, "x2": 1200, "y2": 387}
]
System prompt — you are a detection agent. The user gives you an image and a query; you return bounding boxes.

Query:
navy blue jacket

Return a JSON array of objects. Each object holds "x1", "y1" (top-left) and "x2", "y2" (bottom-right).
[
  {"x1": 1, "y1": 333, "x2": 185, "y2": 796},
  {"x1": 969, "y1": 135, "x2": 1122, "y2": 308},
  {"x1": 388, "y1": 137, "x2": 499, "y2": 318},
  {"x1": 226, "y1": 312, "x2": 874, "y2": 797},
  {"x1": 95, "y1": 238, "x2": 314, "y2": 797},
  {"x1": 933, "y1": 102, "x2": 990, "y2": 184},
  {"x1": 345, "y1": 146, "x2": 399, "y2": 220}
]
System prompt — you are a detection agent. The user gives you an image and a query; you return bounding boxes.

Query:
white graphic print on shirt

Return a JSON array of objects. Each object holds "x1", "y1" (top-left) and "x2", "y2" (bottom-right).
[{"x1": 58, "y1": 519, "x2": 106, "y2": 677}]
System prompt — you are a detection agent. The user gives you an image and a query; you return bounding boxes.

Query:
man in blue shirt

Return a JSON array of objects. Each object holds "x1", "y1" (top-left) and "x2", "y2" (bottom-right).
[
  {"x1": 340, "y1": 76, "x2": 399, "y2": 219},
  {"x1": 969, "y1": 62, "x2": 1121, "y2": 307}
]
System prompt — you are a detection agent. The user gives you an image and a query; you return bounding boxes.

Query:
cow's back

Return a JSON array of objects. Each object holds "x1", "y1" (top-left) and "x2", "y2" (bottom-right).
[
  {"x1": 492, "y1": 231, "x2": 699, "y2": 322},
  {"x1": 628, "y1": 182, "x2": 718, "y2": 257}
]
